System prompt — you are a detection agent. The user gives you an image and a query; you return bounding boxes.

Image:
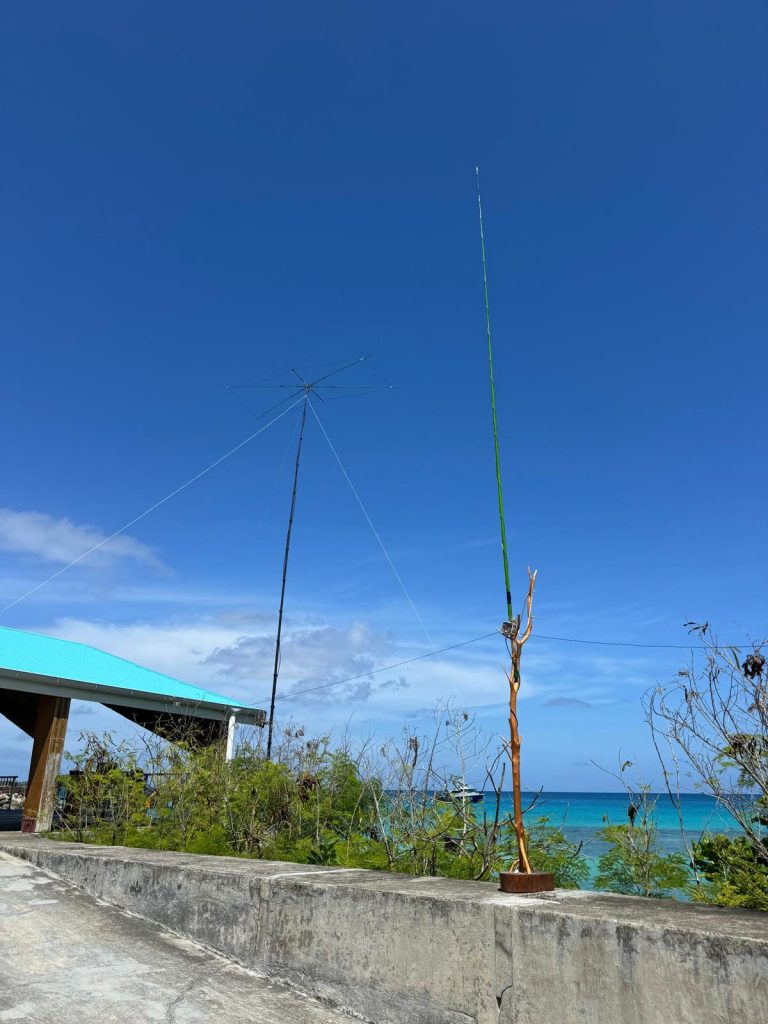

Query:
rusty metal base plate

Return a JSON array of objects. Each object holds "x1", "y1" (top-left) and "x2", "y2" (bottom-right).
[{"x1": 498, "y1": 870, "x2": 555, "y2": 894}]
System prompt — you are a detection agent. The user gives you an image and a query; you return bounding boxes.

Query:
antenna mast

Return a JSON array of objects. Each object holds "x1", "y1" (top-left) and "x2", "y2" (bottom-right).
[
  {"x1": 475, "y1": 169, "x2": 546, "y2": 888},
  {"x1": 266, "y1": 391, "x2": 308, "y2": 759},
  {"x1": 476, "y1": 167, "x2": 514, "y2": 623},
  {"x1": 228, "y1": 357, "x2": 393, "y2": 759}
]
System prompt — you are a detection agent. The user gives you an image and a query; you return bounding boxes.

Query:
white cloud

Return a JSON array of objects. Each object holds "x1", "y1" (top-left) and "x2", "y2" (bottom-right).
[
  {"x1": 543, "y1": 697, "x2": 594, "y2": 709},
  {"x1": 207, "y1": 621, "x2": 399, "y2": 704},
  {"x1": 0, "y1": 508, "x2": 164, "y2": 571},
  {"x1": 0, "y1": 609, "x2": 670, "y2": 782},
  {"x1": 43, "y1": 613, "x2": 405, "y2": 706},
  {"x1": 15, "y1": 608, "x2": 660, "y2": 744},
  {"x1": 37, "y1": 611, "x2": 513, "y2": 715},
  {"x1": 46, "y1": 614, "x2": 252, "y2": 689},
  {"x1": 27, "y1": 608, "x2": 658, "y2": 719}
]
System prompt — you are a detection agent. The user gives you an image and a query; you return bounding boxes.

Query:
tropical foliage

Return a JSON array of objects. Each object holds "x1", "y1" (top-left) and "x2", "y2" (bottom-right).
[{"x1": 54, "y1": 710, "x2": 588, "y2": 889}]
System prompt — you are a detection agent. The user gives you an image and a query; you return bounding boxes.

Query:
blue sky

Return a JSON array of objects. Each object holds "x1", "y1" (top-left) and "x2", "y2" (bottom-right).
[{"x1": 1, "y1": 2, "x2": 765, "y2": 788}]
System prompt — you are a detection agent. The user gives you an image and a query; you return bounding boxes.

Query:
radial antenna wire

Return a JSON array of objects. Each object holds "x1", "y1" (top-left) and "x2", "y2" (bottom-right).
[
  {"x1": 227, "y1": 357, "x2": 392, "y2": 753},
  {"x1": 0, "y1": 396, "x2": 304, "y2": 617},
  {"x1": 308, "y1": 399, "x2": 437, "y2": 652},
  {"x1": 476, "y1": 167, "x2": 514, "y2": 622}
]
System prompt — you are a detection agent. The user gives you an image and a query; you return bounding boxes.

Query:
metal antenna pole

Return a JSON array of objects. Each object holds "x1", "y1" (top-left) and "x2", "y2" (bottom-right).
[
  {"x1": 476, "y1": 169, "x2": 540, "y2": 881},
  {"x1": 266, "y1": 394, "x2": 309, "y2": 759},
  {"x1": 476, "y1": 167, "x2": 514, "y2": 623},
  {"x1": 227, "y1": 356, "x2": 392, "y2": 755}
]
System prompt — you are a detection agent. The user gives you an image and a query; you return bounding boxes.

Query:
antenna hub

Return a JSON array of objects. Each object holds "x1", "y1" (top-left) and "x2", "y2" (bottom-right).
[{"x1": 501, "y1": 618, "x2": 520, "y2": 641}]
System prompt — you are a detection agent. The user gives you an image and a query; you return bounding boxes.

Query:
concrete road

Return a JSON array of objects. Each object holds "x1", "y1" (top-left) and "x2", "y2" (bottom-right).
[{"x1": 0, "y1": 852, "x2": 352, "y2": 1023}]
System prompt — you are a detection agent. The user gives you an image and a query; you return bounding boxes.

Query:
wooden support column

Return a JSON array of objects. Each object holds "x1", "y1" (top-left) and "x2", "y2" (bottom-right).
[{"x1": 21, "y1": 695, "x2": 70, "y2": 833}]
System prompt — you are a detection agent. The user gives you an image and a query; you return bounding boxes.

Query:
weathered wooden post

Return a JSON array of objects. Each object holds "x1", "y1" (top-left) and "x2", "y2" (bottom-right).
[{"x1": 21, "y1": 694, "x2": 70, "y2": 833}]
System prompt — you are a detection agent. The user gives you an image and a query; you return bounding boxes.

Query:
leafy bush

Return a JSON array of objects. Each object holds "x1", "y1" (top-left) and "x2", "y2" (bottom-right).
[
  {"x1": 54, "y1": 716, "x2": 592, "y2": 891},
  {"x1": 691, "y1": 834, "x2": 768, "y2": 911},
  {"x1": 592, "y1": 784, "x2": 689, "y2": 898},
  {"x1": 57, "y1": 733, "x2": 147, "y2": 845},
  {"x1": 595, "y1": 823, "x2": 689, "y2": 898},
  {"x1": 525, "y1": 817, "x2": 590, "y2": 889}
]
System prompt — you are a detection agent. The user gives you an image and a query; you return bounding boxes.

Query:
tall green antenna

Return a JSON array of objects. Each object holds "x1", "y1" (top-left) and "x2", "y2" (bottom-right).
[{"x1": 476, "y1": 167, "x2": 514, "y2": 623}]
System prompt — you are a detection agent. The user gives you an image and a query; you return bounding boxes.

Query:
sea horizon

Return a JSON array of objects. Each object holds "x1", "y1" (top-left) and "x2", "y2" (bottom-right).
[{"x1": 465, "y1": 790, "x2": 746, "y2": 873}]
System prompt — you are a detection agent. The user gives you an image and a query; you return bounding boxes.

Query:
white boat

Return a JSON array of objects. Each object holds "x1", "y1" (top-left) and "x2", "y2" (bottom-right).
[{"x1": 436, "y1": 778, "x2": 484, "y2": 804}]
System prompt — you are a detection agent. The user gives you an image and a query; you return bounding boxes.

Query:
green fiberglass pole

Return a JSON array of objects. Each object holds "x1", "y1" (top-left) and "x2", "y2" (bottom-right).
[{"x1": 476, "y1": 167, "x2": 514, "y2": 623}]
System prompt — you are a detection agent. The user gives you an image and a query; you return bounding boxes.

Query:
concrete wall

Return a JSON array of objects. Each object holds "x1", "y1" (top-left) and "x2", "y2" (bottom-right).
[{"x1": 1, "y1": 835, "x2": 766, "y2": 1024}]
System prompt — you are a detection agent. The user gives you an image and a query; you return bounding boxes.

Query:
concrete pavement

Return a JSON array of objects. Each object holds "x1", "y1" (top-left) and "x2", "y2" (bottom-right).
[
  {"x1": 3, "y1": 836, "x2": 767, "y2": 1024},
  {"x1": 0, "y1": 852, "x2": 354, "y2": 1023}
]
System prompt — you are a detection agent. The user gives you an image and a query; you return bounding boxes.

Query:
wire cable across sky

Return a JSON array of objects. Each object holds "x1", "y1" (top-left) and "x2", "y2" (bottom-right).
[
  {"x1": 309, "y1": 398, "x2": 439, "y2": 653},
  {"x1": 250, "y1": 628, "x2": 746, "y2": 708},
  {"x1": 0, "y1": 396, "x2": 305, "y2": 617}
]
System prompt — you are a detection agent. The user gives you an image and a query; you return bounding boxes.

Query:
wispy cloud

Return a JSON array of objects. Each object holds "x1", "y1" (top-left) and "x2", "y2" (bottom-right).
[
  {"x1": 543, "y1": 697, "x2": 593, "y2": 709},
  {"x1": 71, "y1": 703, "x2": 98, "y2": 717},
  {"x1": 206, "y1": 621, "x2": 404, "y2": 705},
  {"x1": 0, "y1": 608, "x2": 673, "y2": 784},
  {"x1": 36, "y1": 611, "x2": 508, "y2": 721},
  {"x1": 0, "y1": 508, "x2": 164, "y2": 571},
  {"x1": 37, "y1": 605, "x2": 660, "y2": 720}
]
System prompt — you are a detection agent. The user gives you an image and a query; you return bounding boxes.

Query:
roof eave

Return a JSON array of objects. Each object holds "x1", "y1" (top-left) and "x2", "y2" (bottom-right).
[{"x1": 0, "y1": 669, "x2": 266, "y2": 727}]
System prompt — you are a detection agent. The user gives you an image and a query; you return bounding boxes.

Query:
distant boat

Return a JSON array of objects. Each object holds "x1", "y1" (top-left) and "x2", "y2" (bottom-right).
[{"x1": 436, "y1": 778, "x2": 484, "y2": 804}]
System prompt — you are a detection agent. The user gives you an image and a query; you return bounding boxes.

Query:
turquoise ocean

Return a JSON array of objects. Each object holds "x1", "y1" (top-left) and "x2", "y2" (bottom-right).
[{"x1": 492, "y1": 791, "x2": 741, "y2": 875}]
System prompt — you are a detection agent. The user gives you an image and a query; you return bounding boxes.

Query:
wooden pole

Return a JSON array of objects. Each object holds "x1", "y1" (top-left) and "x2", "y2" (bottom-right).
[
  {"x1": 504, "y1": 568, "x2": 537, "y2": 873},
  {"x1": 21, "y1": 694, "x2": 70, "y2": 833}
]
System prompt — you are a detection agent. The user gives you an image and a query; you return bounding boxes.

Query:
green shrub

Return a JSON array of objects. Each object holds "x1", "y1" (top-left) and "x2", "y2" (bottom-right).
[
  {"x1": 691, "y1": 834, "x2": 768, "y2": 911},
  {"x1": 525, "y1": 817, "x2": 590, "y2": 889},
  {"x1": 53, "y1": 724, "x2": 633, "y2": 896},
  {"x1": 595, "y1": 823, "x2": 689, "y2": 898},
  {"x1": 56, "y1": 733, "x2": 147, "y2": 845}
]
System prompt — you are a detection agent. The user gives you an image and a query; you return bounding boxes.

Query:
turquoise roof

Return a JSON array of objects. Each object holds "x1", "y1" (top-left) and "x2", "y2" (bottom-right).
[{"x1": 0, "y1": 624, "x2": 258, "y2": 715}]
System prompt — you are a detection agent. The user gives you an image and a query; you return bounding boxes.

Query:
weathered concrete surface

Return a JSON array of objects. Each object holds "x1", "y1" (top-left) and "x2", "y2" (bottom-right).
[
  {"x1": 1, "y1": 835, "x2": 767, "y2": 1024},
  {"x1": 0, "y1": 852, "x2": 357, "y2": 1023}
]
